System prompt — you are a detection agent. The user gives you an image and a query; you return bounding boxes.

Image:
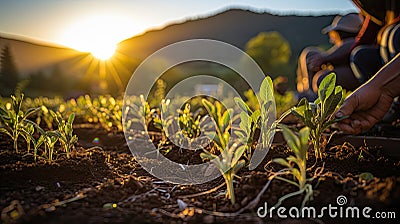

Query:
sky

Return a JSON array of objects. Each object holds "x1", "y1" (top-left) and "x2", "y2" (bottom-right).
[{"x1": 0, "y1": 0, "x2": 358, "y2": 52}]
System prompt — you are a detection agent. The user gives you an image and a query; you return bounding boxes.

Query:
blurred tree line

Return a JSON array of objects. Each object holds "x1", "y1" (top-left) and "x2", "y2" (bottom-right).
[
  {"x1": 245, "y1": 31, "x2": 292, "y2": 81},
  {"x1": 0, "y1": 46, "x2": 19, "y2": 96},
  {"x1": 0, "y1": 31, "x2": 293, "y2": 98}
]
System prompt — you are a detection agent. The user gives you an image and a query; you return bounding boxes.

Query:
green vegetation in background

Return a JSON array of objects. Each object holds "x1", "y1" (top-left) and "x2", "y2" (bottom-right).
[{"x1": 245, "y1": 31, "x2": 292, "y2": 79}]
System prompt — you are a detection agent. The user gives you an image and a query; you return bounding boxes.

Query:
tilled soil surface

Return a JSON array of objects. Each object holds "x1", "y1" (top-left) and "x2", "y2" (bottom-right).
[{"x1": 0, "y1": 124, "x2": 399, "y2": 223}]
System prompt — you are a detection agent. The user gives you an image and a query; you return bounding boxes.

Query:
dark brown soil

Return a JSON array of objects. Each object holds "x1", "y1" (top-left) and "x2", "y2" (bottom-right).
[{"x1": 0, "y1": 124, "x2": 399, "y2": 224}]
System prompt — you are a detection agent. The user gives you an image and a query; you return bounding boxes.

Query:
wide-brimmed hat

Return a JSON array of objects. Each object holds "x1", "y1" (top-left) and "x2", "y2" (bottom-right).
[{"x1": 322, "y1": 13, "x2": 363, "y2": 34}]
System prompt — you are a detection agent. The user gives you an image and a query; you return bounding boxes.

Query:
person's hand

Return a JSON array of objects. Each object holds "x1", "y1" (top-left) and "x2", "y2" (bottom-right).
[
  {"x1": 307, "y1": 53, "x2": 325, "y2": 71},
  {"x1": 335, "y1": 82, "x2": 393, "y2": 134}
]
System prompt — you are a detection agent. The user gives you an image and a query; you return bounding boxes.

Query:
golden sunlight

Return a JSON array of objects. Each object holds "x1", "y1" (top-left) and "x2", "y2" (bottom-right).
[
  {"x1": 90, "y1": 44, "x2": 116, "y2": 60},
  {"x1": 60, "y1": 15, "x2": 133, "y2": 60}
]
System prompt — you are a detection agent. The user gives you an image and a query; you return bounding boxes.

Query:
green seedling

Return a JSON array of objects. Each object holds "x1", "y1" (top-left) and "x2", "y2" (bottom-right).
[
  {"x1": 153, "y1": 99, "x2": 172, "y2": 139},
  {"x1": 291, "y1": 73, "x2": 344, "y2": 159},
  {"x1": 154, "y1": 100, "x2": 207, "y2": 149},
  {"x1": 234, "y1": 76, "x2": 290, "y2": 162},
  {"x1": 20, "y1": 122, "x2": 34, "y2": 153},
  {"x1": 201, "y1": 143, "x2": 245, "y2": 204},
  {"x1": 138, "y1": 95, "x2": 155, "y2": 133},
  {"x1": 242, "y1": 86, "x2": 296, "y2": 117},
  {"x1": 124, "y1": 95, "x2": 155, "y2": 134},
  {"x1": 65, "y1": 95, "x2": 123, "y2": 131},
  {"x1": 201, "y1": 99, "x2": 232, "y2": 150},
  {"x1": 178, "y1": 104, "x2": 201, "y2": 139},
  {"x1": 233, "y1": 109, "x2": 260, "y2": 161},
  {"x1": 51, "y1": 111, "x2": 78, "y2": 159},
  {"x1": 0, "y1": 93, "x2": 39, "y2": 152},
  {"x1": 27, "y1": 122, "x2": 61, "y2": 162},
  {"x1": 273, "y1": 125, "x2": 313, "y2": 208},
  {"x1": 95, "y1": 95, "x2": 123, "y2": 131},
  {"x1": 41, "y1": 131, "x2": 60, "y2": 161},
  {"x1": 200, "y1": 99, "x2": 246, "y2": 204},
  {"x1": 32, "y1": 133, "x2": 44, "y2": 161},
  {"x1": 153, "y1": 98, "x2": 182, "y2": 149}
]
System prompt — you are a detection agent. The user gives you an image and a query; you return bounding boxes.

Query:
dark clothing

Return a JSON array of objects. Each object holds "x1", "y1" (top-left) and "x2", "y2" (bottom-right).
[{"x1": 351, "y1": 21, "x2": 400, "y2": 82}]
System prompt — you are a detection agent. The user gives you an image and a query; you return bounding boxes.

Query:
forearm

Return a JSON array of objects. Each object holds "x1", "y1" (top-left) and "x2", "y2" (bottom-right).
[{"x1": 324, "y1": 40, "x2": 355, "y2": 64}]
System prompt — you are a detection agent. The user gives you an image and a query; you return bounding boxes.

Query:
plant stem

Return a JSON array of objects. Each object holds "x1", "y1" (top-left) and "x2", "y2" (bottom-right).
[
  {"x1": 13, "y1": 133, "x2": 18, "y2": 153},
  {"x1": 312, "y1": 128, "x2": 323, "y2": 159},
  {"x1": 64, "y1": 143, "x2": 70, "y2": 159},
  {"x1": 246, "y1": 126, "x2": 256, "y2": 160},
  {"x1": 224, "y1": 173, "x2": 235, "y2": 204},
  {"x1": 300, "y1": 163, "x2": 306, "y2": 190},
  {"x1": 34, "y1": 146, "x2": 37, "y2": 161}
]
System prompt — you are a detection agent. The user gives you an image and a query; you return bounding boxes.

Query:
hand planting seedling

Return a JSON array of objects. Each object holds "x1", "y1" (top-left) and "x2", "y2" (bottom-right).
[
  {"x1": 273, "y1": 125, "x2": 313, "y2": 208},
  {"x1": 0, "y1": 93, "x2": 40, "y2": 152},
  {"x1": 291, "y1": 73, "x2": 344, "y2": 159}
]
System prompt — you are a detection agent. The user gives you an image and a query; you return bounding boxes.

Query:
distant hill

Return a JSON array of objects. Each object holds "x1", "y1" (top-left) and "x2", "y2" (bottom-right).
[
  {"x1": 118, "y1": 9, "x2": 334, "y2": 61},
  {"x1": 0, "y1": 8, "x2": 337, "y2": 95},
  {"x1": 0, "y1": 34, "x2": 85, "y2": 76}
]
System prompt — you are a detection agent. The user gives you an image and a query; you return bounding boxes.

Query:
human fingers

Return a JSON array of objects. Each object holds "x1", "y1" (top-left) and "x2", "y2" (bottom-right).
[
  {"x1": 358, "y1": 94, "x2": 393, "y2": 131},
  {"x1": 352, "y1": 112, "x2": 374, "y2": 133},
  {"x1": 335, "y1": 94, "x2": 358, "y2": 119},
  {"x1": 336, "y1": 122, "x2": 361, "y2": 135}
]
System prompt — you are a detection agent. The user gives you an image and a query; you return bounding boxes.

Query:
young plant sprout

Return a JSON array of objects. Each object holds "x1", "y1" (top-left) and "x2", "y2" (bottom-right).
[
  {"x1": 234, "y1": 76, "x2": 290, "y2": 161},
  {"x1": 124, "y1": 95, "x2": 156, "y2": 134},
  {"x1": 291, "y1": 73, "x2": 344, "y2": 159},
  {"x1": 273, "y1": 125, "x2": 313, "y2": 208},
  {"x1": 51, "y1": 111, "x2": 78, "y2": 159},
  {"x1": 64, "y1": 95, "x2": 123, "y2": 131},
  {"x1": 200, "y1": 99, "x2": 246, "y2": 204},
  {"x1": 153, "y1": 99, "x2": 173, "y2": 142},
  {"x1": 201, "y1": 99, "x2": 232, "y2": 150},
  {"x1": 233, "y1": 109, "x2": 260, "y2": 161},
  {"x1": 0, "y1": 93, "x2": 40, "y2": 152},
  {"x1": 95, "y1": 95, "x2": 123, "y2": 131},
  {"x1": 27, "y1": 120, "x2": 60, "y2": 162},
  {"x1": 21, "y1": 122, "x2": 34, "y2": 153},
  {"x1": 200, "y1": 142, "x2": 245, "y2": 205},
  {"x1": 40, "y1": 130, "x2": 60, "y2": 162},
  {"x1": 178, "y1": 103, "x2": 201, "y2": 139}
]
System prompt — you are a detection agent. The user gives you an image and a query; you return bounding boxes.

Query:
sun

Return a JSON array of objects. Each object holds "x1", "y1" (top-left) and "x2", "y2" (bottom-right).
[
  {"x1": 60, "y1": 15, "x2": 132, "y2": 60},
  {"x1": 90, "y1": 43, "x2": 116, "y2": 60}
]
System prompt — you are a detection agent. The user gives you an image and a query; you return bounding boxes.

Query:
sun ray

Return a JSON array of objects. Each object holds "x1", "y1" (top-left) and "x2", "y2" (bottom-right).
[{"x1": 106, "y1": 60, "x2": 124, "y2": 91}]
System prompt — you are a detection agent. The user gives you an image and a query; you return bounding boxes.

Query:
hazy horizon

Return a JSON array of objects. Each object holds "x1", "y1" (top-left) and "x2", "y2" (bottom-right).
[
  {"x1": 0, "y1": 6, "x2": 354, "y2": 49},
  {"x1": 0, "y1": 0, "x2": 357, "y2": 51}
]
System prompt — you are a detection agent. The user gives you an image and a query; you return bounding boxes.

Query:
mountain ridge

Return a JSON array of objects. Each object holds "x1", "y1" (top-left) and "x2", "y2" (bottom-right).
[{"x1": 0, "y1": 8, "x2": 337, "y2": 93}]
